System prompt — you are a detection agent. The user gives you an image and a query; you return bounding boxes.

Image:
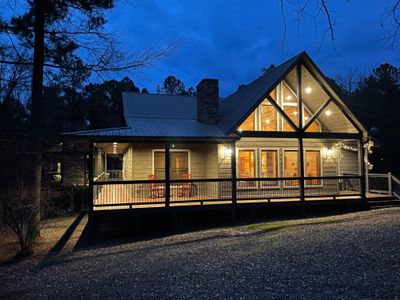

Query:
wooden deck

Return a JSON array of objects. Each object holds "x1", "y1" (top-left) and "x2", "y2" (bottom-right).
[{"x1": 91, "y1": 184, "x2": 387, "y2": 211}]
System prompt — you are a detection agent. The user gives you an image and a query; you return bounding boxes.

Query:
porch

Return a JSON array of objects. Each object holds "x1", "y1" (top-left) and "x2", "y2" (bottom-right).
[{"x1": 88, "y1": 137, "x2": 369, "y2": 211}]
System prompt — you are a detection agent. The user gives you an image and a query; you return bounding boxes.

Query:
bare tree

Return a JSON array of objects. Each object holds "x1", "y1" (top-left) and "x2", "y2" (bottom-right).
[{"x1": 0, "y1": 138, "x2": 43, "y2": 257}]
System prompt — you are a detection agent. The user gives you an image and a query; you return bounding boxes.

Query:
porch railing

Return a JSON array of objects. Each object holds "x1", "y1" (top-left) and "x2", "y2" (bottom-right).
[
  {"x1": 92, "y1": 175, "x2": 363, "y2": 209},
  {"x1": 368, "y1": 172, "x2": 400, "y2": 199}
]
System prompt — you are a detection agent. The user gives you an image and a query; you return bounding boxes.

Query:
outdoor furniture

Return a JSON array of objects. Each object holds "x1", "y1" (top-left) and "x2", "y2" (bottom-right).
[
  {"x1": 148, "y1": 174, "x2": 165, "y2": 198},
  {"x1": 178, "y1": 173, "x2": 197, "y2": 197}
]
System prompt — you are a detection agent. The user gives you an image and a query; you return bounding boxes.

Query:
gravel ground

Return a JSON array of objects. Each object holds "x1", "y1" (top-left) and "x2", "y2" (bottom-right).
[{"x1": 1, "y1": 207, "x2": 400, "y2": 299}]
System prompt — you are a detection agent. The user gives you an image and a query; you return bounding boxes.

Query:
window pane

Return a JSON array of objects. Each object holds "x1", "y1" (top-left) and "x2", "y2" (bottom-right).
[
  {"x1": 238, "y1": 150, "x2": 255, "y2": 178},
  {"x1": 306, "y1": 150, "x2": 321, "y2": 185},
  {"x1": 283, "y1": 106, "x2": 298, "y2": 131},
  {"x1": 284, "y1": 151, "x2": 298, "y2": 177},
  {"x1": 170, "y1": 151, "x2": 189, "y2": 179},
  {"x1": 284, "y1": 150, "x2": 299, "y2": 187},
  {"x1": 154, "y1": 151, "x2": 165, "y2": 179},
  {"x1": 238, "y1": 150, "x2": 256, "y2": 188},
  {"x1": 261, "y1": 150, "x2": 278, "y2": 187},
  {"x1": 282, "y1": 83, "x2": 297, "y2": 104},
  {"x1": 260, "y1": 105, "x2": 277, "y2": 131},
  {"x1": 304, "y1": 110, "x2": 321, "y2": 132},
  {"x1": 239, "y1": 112, "x2": 255, "y2": 131},
  {"x1": 261, "y1": 150, "x2": 277, "y2": 177}
]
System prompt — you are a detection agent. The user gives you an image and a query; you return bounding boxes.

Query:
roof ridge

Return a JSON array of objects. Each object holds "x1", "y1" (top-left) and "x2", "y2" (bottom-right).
[{"x1": 122, "y1": 91, "x2": 196, "y2": 98}]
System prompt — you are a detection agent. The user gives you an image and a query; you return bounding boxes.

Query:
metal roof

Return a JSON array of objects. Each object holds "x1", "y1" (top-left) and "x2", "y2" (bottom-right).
[{"x1": 62, "y1": 51, "x2": 366, "y2": 139}]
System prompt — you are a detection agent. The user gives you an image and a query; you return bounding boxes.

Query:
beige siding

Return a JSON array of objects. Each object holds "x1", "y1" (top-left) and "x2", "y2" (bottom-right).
[
  {"x1": 123, "y1": 146, "x2": 133, "y2": 180},
  {"x1": 128, "y1": 143, "x2": 220, "y2": 180}
]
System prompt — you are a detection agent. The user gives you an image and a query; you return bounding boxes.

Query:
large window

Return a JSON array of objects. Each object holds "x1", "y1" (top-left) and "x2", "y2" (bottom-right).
[
  {"x1": 238, "y1": 112, "x2": 255, "y2": 131},
  {"x1": 153, "y1": 150, "x2": 189, "y2": 180},
  {"x1": 305, "y1": 150, "x2": 321, "y2": 185},
  {"x1": 238, "y1": 150, "x2": 255, "y2": 178},
  {"x1": 284, "y1": 150, "x2": 299, "y2": 187},
  {"x1": 261, "y1": 150, "x2": 278, "y2": 187},
  {"x1": 238, "y1": 150, "x2": 256, "y2": 188},
  {"x1": 260, "y1": 104, "x2": 277, "y2": 131},
  {"x1": 304, "y1": 110, "x2": 321, "y2": 132}
]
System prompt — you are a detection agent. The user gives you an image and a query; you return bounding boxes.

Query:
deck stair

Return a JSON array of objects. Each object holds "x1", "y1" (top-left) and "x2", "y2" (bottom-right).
[{"x1": 367, "y1": 172, "x2": 400, "y2": 208}]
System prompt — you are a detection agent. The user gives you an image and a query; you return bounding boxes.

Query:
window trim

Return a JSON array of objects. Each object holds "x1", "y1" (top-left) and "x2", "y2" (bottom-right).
[
  {"x1": 259, "y1": 148, "x2": 280, "y2": 189},
  {"x1": 152, "y1": 149, "x2": 191, "y2": 179}
]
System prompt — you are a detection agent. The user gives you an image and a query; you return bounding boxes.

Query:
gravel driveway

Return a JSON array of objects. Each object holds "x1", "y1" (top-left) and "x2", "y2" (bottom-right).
[{"x1": 1, "y1": 207, "x2": 400, "y2": 299}]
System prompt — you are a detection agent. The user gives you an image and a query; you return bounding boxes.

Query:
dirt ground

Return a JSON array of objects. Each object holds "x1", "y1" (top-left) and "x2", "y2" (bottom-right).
[{"x1": 0, "y1": 213, "x2": 83, "y2": 264}]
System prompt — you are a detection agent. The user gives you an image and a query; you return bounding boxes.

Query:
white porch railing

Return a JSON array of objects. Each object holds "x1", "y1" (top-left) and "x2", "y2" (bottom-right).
[{"x1": 368, "y1": 172, "x2": 400, "y2": 200}]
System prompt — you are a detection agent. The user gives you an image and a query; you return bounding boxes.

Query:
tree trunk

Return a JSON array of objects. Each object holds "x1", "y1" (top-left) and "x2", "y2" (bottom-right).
[{"x1": 31, "y1": 0, "x2": 45, "y2": 134}]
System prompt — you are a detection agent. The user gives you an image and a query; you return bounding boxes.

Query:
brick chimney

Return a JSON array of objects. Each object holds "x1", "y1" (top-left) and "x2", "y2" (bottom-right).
[{"x1": 196, "y1": 79, "x2": 219, "y2": 124}]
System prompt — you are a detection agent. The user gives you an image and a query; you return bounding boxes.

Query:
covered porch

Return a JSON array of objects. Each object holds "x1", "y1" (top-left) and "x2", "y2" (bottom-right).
[{"x1": 88, "y1": 138, "x2": 366, "y2": 211}]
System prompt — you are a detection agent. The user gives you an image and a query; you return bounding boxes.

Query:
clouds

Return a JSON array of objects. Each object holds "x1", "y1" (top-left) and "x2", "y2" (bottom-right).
[{"x1": 107, "y1": 0, "x2": 399, "y2": 96}]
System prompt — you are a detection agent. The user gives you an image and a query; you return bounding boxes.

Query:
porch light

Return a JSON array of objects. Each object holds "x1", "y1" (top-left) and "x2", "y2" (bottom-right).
[
  {"x1": 224, "y1": 146, "x2": 233, "y2": 157},
  {"x1": 305, "y1": 87, "x2": 312, "y2": 94},
  {"x1": 325, "y1": 110, "x2": 332, "y2": 116},
  {"x1": 322, "y1": 147, "x2": 335, "y2": 158}
]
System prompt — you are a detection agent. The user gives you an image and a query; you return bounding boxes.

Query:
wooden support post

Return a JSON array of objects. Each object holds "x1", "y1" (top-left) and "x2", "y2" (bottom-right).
[
  {"x1": 388, "y1": 172, "x2": 393, "y2": 196},
  {"x1": 299, "y1": 137, "x2": 306, "y2": 202},
  {"x1": 297, "y1": 64, "x2": 306, "y2": 203},
  {"x1": 165, "y1": 142, "x2": 171, "y2": 207},
  {"x1": 87, "y1": 142, "x2": 94, "y2": 239},
  {"x1": 231, "y1": 142, "x2": 237, "y2": 205},
  {"x1": 359, "y1": 139, "x2": 367, "y2": 201}
]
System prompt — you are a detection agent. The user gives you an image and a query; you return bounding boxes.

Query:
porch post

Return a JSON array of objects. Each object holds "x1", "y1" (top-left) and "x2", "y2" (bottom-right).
[
  {"x1": 297, "y1": 63, "x2": 306, "y2": 202},
  {"x1": 298, "y1": 137, "x2": 306, "y2": 202},
  {"x1": 88, "y1": 142, "x2": 94, "y2": 217},
  {"x1": 165, "y1": 142, "x2": 171, "y2": 207},
  {"x1": 359, "y1": 138, "x2": 367, "y2": 201},
  {"x1": 230, "y1": 142, "x2": 237, "y2": 204}
]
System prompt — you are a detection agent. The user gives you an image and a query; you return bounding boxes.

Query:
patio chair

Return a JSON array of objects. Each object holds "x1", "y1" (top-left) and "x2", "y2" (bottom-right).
[
  {"x1": 178, "y1": 173, "x2": 197, "y2": 197},
  {"x1": 148, "y1": 174, "x2": 165, "y2": 198}
]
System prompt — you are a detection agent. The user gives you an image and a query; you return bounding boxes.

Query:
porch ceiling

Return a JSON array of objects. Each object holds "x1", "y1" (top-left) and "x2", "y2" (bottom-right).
[{"x1": 96, "y1": 142, "x2": 130, "y2": 155}]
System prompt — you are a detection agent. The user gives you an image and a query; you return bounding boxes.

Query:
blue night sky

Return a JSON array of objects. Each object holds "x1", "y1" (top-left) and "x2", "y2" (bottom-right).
[{"x1": 105, "y1": 0, "x2": 400, "y2": 96}]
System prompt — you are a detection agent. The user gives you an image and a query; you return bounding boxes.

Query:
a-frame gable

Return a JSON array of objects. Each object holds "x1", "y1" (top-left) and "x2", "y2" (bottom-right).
[{"x1": 218, "y1": 51, "x2": 367, "y2": 136}]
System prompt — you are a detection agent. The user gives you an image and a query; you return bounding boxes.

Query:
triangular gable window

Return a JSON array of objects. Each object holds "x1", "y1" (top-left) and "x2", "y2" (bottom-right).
[
  {"x1": 236, "y1": 62, "x2": 359, "y2": 134},
  {"x1": 300, "y1": 64, "x2": 358, "y2": 133}
]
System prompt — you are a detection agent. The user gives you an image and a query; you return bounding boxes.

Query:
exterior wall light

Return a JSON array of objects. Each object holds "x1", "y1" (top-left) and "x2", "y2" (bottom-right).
[
  {"x1": 322, "y1": 147, "x2": 335, "y2": 159},
  {"x1": 224, "y1": 146, "x2": 233, "y2": 157}
]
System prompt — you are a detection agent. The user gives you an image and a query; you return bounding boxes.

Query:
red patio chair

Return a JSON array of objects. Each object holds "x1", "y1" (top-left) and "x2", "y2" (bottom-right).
[
  {"x1": 148, "y1": 174, "x2": 165, "y2": 198},
  {"x1": 178, "y1": 173, "x2": 196, "y2": 197}
]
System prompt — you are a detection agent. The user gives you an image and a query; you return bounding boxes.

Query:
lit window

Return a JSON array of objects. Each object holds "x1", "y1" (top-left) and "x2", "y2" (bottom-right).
[
  {"x1": 261, "y1": 150, "x2": 278, "y2": 187},
  {"x1": 304, "y1": 110, "x2": 321, "y2": 132},
  {"x1": 238, "y1": 150, "x2": 256, "y2": 188},
  {"x1": 306, "y1": 150, "x2": 321, "y2": 185},
  {"x1": 284, "y1": 150, "x2": 299, "y2": 187},
  {"x1": 154, "y1": 150, "x2": 189, "y2": 180},
  {"x1": 238, "y1": 112, "x2": 255, "y2": 131}
]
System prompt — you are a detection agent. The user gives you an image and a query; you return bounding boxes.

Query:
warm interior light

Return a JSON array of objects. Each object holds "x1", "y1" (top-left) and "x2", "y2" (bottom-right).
[
  {"x1": 286, "y1": 95, "x2": 292, "y2": 100},
  {"x1": 266, "y1": 119, "x2": 271, "y2": 124},
  {"x1": 305, "y1": 87, "x2": 312, "y2": 94},
  {"x1": 325, "y1": 110, "x2": 332, "y2": 116},
  {"x1": 224, "y1": 146, "x2": 233, "y2": 157},
  {"x1": 238, "y1": 128, "x2": 243, "y2": 132},
  {"x1": 323, "y1": 147, "x2": 334, "y2": 158},
  {"x1": 293, "y1": 111, "x2": 298, "y2": 115},
  {"x1": 304, "y1": 116, "x2": 309, "y2": 121},
  {"x1": 113, "y1": 142, "x2": 117, "y2": 145}
]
